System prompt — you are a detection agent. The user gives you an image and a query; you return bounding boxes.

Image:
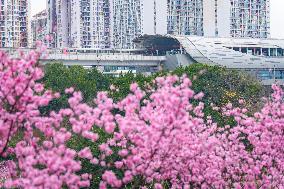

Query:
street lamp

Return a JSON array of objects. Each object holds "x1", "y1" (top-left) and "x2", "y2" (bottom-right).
[{"x1": 269, "y1": 64, "x2": 276, "y2": 82}]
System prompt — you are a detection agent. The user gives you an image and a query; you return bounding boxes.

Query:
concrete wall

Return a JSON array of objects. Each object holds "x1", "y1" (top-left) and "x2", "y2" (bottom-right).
[
  {"x1": 155, "y1": 0, "x2": 167, "y2": 35},
  {"x1": 163, "y1": 54, "x2": 195, "y2": 71},
  {"x1": 216, "y1": 0, "x2": 230, "y2": 37}
]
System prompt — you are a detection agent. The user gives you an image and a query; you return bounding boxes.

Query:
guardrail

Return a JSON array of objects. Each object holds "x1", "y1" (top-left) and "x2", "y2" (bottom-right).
[{"x1": 0, "y1": 48, "x2": 166, "y2": 62}]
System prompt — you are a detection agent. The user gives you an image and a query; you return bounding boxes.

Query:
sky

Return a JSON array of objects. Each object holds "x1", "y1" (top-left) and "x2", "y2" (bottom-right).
[{"x1": 31, "y1": 0, "x2": 284, "y2": 39}]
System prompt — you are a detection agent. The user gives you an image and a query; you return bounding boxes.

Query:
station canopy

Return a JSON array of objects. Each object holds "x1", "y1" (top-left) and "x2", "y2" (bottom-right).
[{"x1": 133, "y1": 35, "x2": 180, "y2": 53}]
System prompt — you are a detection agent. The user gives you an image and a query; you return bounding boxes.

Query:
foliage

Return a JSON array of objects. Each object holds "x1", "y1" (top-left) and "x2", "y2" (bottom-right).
[
  {"x1": 42, "y1": 63, "x2": 263, "y2": 108},
  {"x1": 108, "y1": 73, "x2": 152, "y2": 101},
  {"x1": 171, "y1": 65, "x2": 263, "y2": 108},
  {"x1": 107, "y1": 65, "x2": 264, "y2": 127},
  {"x1": 42, "y1": 63, "x2": 109, "y2": 113}
]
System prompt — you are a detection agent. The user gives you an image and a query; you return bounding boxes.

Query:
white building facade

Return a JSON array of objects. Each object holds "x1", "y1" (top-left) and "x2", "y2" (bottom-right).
[
  {"x1": 165, "y1": 0, "x2": 270, "y2": 38},
  {"x1": 0, "y1": 0, "x2": 30, "y2": 48},
  {"x1": 47, "y1": 0, "x2": 111, "y2": 49},
  {"x1": 46, "y1": 0, "x2": 270, "y2": 49},
  {"x1": 113, "y1": 0, "x2": 271, "y2": 49},
  {"x1": 171, "y1": 35, "x2": 283, "y2": 84},
  {"x1": 31, "y1": 10, "x2": 47, "y2": 47},
  {"x1": 141, "y1": 0, "x2": 167, "y2": 35}
]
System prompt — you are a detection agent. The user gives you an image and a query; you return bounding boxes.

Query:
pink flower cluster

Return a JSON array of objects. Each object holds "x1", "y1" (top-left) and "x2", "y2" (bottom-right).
[
  {"x1": 0, "y1": 45, "x2": 284, "y2": 188},
  {"x1": 0, "y1": 161, "x2": 10, "y2": 183}
]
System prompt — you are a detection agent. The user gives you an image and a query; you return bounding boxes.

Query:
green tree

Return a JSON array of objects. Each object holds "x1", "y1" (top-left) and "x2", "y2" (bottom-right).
[
  {"x1": 172, "y1": 64, "x2": 263, "y2": 108},
  {"x1": 42, "y1": 63, "x2": 109, "y2": 113},
  {"x1": 171, "y1": 64, "x2": 264, "y2": 126},
  {"x1": 108, "y1": 72, "x2": 152, "y2": 101}
]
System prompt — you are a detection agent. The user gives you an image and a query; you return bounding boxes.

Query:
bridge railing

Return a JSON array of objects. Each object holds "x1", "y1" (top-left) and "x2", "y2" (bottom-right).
[{"x1": 43, "y1": 54, "x2": 166, "y2": 61}]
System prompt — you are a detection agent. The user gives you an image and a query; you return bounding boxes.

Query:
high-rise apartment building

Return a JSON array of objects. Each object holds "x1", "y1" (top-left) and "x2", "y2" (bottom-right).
[
  {"x1": 46, "y1": 0, "x2": 167, "y2": 49},
  {"x1": 112, "y1": 0, "x2": 270, "y2": 48},
  {"x1": 47, "y1": 0, "x2": 111, "y2": 49},
  {"x1": 167, "y1": 0, "x2": 204, "y2": 36},
  {"x1": 31, "y1": 10, "x2": 47, "y2": 47},
  {"x1": 0, "y1": 0, "x2": 30, "y2": 48},
  {"x1": 111, "y1": 0, "x2": 142, "y2": 49},
  {"x1": 46, "y1": 0, "x2": 270, "y2": 49},
  {"x1": 204, "y1": 0, "x2": 270, "y2": 38}
]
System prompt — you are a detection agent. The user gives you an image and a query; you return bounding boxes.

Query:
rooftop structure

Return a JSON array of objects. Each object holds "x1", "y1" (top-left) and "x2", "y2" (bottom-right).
[
  {"x1": 0, "y1": 0, "x2": 30, "y2": 48},
  {"x1": 176, "y1": 36, "x2": 284, "y2": 85},
  {"x1": 173, "y1": 36, "x2": 283, "y2": 68},
  {"x1": 135, "y1": 35, "x2": 284, "y2": 85}
]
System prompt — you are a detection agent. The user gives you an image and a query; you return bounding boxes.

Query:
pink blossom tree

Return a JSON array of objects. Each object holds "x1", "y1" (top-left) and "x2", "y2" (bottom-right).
[
  {"x1": 218, "y1": 85, "x2": 284, "y2": 188},
  {"x1": 0, "y1": 45, "x2": 284, "y2": 188},
  {"x1": 0, "y1": 47, "x2": 94, "y2": 188}
]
